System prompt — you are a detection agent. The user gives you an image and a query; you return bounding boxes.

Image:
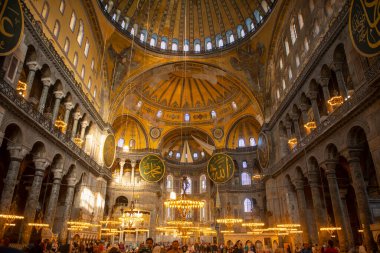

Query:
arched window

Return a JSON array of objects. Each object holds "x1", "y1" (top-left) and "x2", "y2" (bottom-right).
[
  {"x1": 64, "y1": 38, "x2": 70, "y2": 54},
  {"x1": 200, "y1": 175, "x2": 207, "y2": 193},
  {"x1": 200, "y1": 202, "x2": 206, "y2": 221},
  {"x1": 70, "y1": 12, "x2": 76, "y2": 31},
  {"x1": 216, "y1": 34, "x2": 223, "y2": 48},
  {"x1": 242, "y1": 172, "x2": 251, "y2": 186},
  {"x1": 41, "y1": 2, "x2": 49, "y2": 20},
  {"x1": 276, "y1": 89, "x2": 280, "y2": 99},
  {"x1": 184, "y1": 40, "x2": 189, "y2": 51},
  {"x1": 205, "y1": 38, "x2": 212, "y2": 51},
  {"x1": 211, "y1": 110, "x2": 216, "y2": 119},
  {"x1": 130, "y1": 27, "x2": 135, "y2": 36},
  {"x1": 242, "y1": 160, "x2": 248, "y2": 169},
  {"x1": 53, "y1": 21, "x2": 60, "y2": 38},
  {"x1": 279, "y1": 58, "x2": 283, "y2": 69},
  {"x1": 261, "y1": 1, "x2": 270, "y2": 13},
  {"x1": 150, "y1": 37, "x2": 156, "y2": 47},
  {"x1": 117, "y1": 138, "x2": 125, "y2": 148},
  {"x1": 282, "y1": 79, "x2": 286, "y2": 90},
  {"x1": 184, "y1": 113, "x2": 190, "y2": 122},
  {"x1": 156, "y1": 110, "x2": 163, "y2": 118},
  {"x1": 172, "y1": 42, "x2": 178, "y2": 51},
  {"x1": 313, "y1": 22, "x2": 320, "y2": 36},
  {"x1": 129, "y1": 139, "x2": 135, "y2": 148},
  {"x1": 304, "y1": 38, "x2": 309, "y2": 51},
  {"x1": 91, "y1": 59, "x2": 95, "y2": 70},
  {"x1": 245, "y1": 18, "x2": 253, "y2": 32},
  {"x1": 81, "y1": 66, "x2": 85, "y2": 79},
  {"x1": 59, "y1": 0, "x2": 65, "y2": 14},
  {"x1": 182, "y1": 177, "x2": 192, "y2": 194},
  {"x1": 298, "y1": 12, "x2": 304, "y2": 29},
  {"x1": 238, "y1": 138, "x2": 245, "y2": 147},
  {"x1": 249, "y1": 137, "x2": 256, "y2": 146},
  {"x1": 112, "y1": 13, "x2": 116, "y2": 21},
  {"x1": 168, "y1": 150, "x2": 173, "y2": 158},
  {"x1": 254, "y1": 10, "x2": 263, "y2": 23},
  {"x1": 176, "y1": 153, "x2": 181, "y2": 159},
  {"x1": 87, "y1": 78, "x2": 92, "y2": 89},
  {"x1": 289, "y1": 68, "x2": 293, "y2": 80},
  {"x1": 140, "y1": 32, "x2": 145, "y2": 42},
  {"x1": 226, "y1": 31, "x2": 234, "y2": 44},
  {"x1": 73, "y1": 52, "x2": 78, "y2": 67},
  {"x1": 201, "y1": 151, "x2": 205, "y2": 157},
  {"x1": 285, "y1": 39, "x2": 290, "y2": 55},
  {"x1": 194, "y1": 39, "x2": 201, "y2": 52},
  {"x1": 77, "y1": 20, "x2": 84, "y2": 46},
  {"x1": 296, "y1": 55, "x2": 300, "y2": 67},
  {"x1": 244, "y1": 198, "x2": 253, "y2": 212},
  {"x1": 166, "y1": 175, "x2": 173, "y2": 190},
  {"x1": 84, "y1": 39, "x2": 90, "y2": 57},
  {"x1": 161, "y1": 37, "x2": 168, "y2": 49},
  {"x1": 237, "y1": 25, "x2": 245, "y2": 38},
  {"x1": 140, "y1": 30, "x2": 147, "y2": 42},
  {"x1": 193, "y1": 153, "x2": 198, "y2": 160},
  {"x1": 121, "y1": 20, "x2": 126, "y2": 29},
  {"x1": 309, "y1": 0, "x2": 315, "y2": 12},
  {"x1": 290, "y1": 18, "x2": 298, "y2": 44},
  {"x1": 93, "y1": 86, "x2": 97, "y2": 98},
  {"x1": 231, "y1": 101, "x2": 237, "y2": 110}
]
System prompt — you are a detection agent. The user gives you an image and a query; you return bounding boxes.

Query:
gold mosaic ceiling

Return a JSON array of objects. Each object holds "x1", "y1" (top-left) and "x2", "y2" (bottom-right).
[{"x1": 99, "y1": 0, "x2": 276, "y2": 54}]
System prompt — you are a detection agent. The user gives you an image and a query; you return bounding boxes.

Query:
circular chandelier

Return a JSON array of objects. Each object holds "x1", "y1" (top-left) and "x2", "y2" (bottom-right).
[{"x1": 216, "y1": 218, "x2": 243, "y2": 225}]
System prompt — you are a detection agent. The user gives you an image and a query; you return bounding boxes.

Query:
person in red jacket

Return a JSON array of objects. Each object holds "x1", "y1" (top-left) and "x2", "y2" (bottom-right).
[{"x1": 324, "y1": 240, "x2": 338, "y2": 253}]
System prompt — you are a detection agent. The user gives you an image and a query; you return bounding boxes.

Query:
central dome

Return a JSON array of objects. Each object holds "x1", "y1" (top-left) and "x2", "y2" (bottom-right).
[{"x1": 98, "y1": 0, "x2": 276, "y2": 54}]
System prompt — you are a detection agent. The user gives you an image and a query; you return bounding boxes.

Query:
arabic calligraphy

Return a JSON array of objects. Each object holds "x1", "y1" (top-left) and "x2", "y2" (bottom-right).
[
  {"x1": 139, "y1": 155, "x2": 165, "y2": 182},
  {"x1": 207, "y1": 154, "x2": 234, "y2": 183},
  {"x1": 349, "y1": 0, "x2": 380, "y2": 56},
  {"x1": 0, "y1": 0, "x2": 24, "y2": 56}
]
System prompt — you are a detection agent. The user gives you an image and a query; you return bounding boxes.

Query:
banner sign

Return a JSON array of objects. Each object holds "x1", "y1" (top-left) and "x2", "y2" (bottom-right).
[
  {"x1": 0, "y1": 0, "x2": 24, "y2": 56},
  {"x1": 207, "y1": 153, "x2": 234, "y2": 183},
  {"x1": 139, "y1": 154, "x2": 165, "y2": 182},
  {"x1": 349, "y1": 0, "x2": 380, "y2": 57}
]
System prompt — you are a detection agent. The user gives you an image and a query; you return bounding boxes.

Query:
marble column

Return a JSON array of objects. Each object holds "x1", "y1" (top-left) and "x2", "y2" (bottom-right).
[
  {"x1": 339, "y1": 189, "x2": 355, "y2": 247},
  {"x1": 119, "y1": 161, "x2": 125, "y2": 184},
  {"x1": 115, "y1": 9, "x2": 121, "y2": 22},
  {"x1": 285, "y1": 121, "x2": 292, "y2": 138},
  {"x1": 290, "y1": 113, "x2": 301, "y2": 139},
  {"x1": 79, "y1": 120, "x2": 89, "y2": 141},
  {"x1": 324, "y1": 160, "x2": 351, "y2": 251},
  {"x1": 347, "y1": 149, "x2": 378, "y2": 252},
  {"x1": 25, "y1": 61, "x2": 38, "y2": 99},
  {"x1": 294, "y1": 179, "x2": 312, "y2": 244},
  {"x1": 63, "y1": 102, "x2": 73, "y2": 134},
  {"x1": 71, "y1": 112, "x2": 82, "y2": 139},
  {"x1": 308, "y1": 170, "x2": 329, "y2": 244},
  {"x1": 51, "y1": 91, "x2": 64, "y2": 124},
  {"x1": 319, "y1": 77, "x2": 332, "y2": 113},
  {"x1": 22, "y1": 158, "x2": 50, "y2": 244},
  {"x1": 38, "y1": 77, "x2": 52, "y2": 113},
  {"x1": 44, "y1": 167, "x2": 63, "y2": 226},
  {"x1": 131, "y1": 160, "x2": 136, "y2": 185},
  {"x1": 299, "y1": 103, "x2": 309, "y2": 136},
  {"x1": 333, "y1": 62, "x2": 349, "y2": 99},
  {"x1": 0, "y1": 146, "x2": 27, "y2": 213},
  {"x1": 59, "y1": 177, "x2": 76, "y2": 244},
  {"x1": 308, "y1": 91, "x2": 321, "y2": 125}
]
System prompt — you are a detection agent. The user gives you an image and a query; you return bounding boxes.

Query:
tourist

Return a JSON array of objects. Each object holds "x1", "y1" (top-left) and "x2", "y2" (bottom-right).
[
  {"x1": 167, "y1": 240, "x2": 181, "y2": 253},
  {"x1": 324, "y1": 240, "x2": 338, "y2": 253}
]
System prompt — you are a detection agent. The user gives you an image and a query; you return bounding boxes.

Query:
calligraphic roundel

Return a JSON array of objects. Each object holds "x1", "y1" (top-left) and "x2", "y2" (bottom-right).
[
  {"x1": 207, "y1": 153, "x2": 235, "y2": 183},
  {"x1": 103, "y1": 134, "x2": 116, "y2": 169},
  {"x1": 139, "y1": 154, "x2": 166, "y2": 182},
  {"x1": 0, "y1": 0, "x2": 24, "y2": 56},
  {"x1": 349, "y1": 0, "x2": 380, "y2": 57}
]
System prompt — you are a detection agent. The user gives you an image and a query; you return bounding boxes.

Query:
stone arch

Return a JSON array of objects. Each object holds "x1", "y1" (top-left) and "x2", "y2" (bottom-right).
[
  {"x1": 115, "y1": 196, "x2": 128, "y2": 207},
  {"x1": 324, "y1": 143, "x2": 339, "y2": 161},
  {"x1": 308, "y1": 156, "x2": 320, "y2": 172},
  {"x1": 346, "y1": 125, "x2": 370, "y2": 148},
  {"x1": 30, "y1": 141, "x2": 47, "y2": 159},
  {"x1": 1, "y1": 123, "x2": 23, "y2": 146},
  {"x1": 25, "y1": 45, "x2": 37, "y2": 63},
  {"x1": 321, "y1": 64, "x2": 331, "y2": 78}
]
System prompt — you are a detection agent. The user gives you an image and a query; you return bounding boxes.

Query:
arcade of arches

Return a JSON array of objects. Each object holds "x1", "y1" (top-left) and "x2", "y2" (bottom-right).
[{"x1": 0, "y1": 0, "x2": 379, "y2": 252}]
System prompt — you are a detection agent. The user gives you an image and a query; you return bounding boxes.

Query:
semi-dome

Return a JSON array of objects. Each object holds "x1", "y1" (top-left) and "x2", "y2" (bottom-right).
[{"x1": 98, "y1": 0, "x2": 277, "y2": 55}]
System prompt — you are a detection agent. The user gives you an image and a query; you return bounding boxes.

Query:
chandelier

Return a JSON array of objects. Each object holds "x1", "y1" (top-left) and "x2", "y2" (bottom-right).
[
  {"x1": 327, "y1": 95, "x2": 343, "y2": 107},
  {"x1": 16, "y1": 81, "x2": 27, "y2": 97},
  {"x1": 304, "y1": 121, "x2": 316, "y2": 129},
  {"x1": 28, "y1": 211, "x2": 49, "y2": 229},
  {"x1": 54, "y1": 116, "x2": 67, "y2": 131},
  {"x1": 119, "y1": 207, "x2": 145, "y2": 228},
  {"x1": 288, "y1": 138, "x2": 297, "y2": 146},
  {"x1": 320, "y1": 226, "x2": 341, "y2": 238}
]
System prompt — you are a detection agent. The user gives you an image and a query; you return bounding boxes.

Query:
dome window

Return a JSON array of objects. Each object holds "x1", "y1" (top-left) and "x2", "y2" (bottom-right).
[
  {"x1": 238, "y1": 138, "x2": 245, "y2": 147},
  {"x1": 242, "y1": 160, "x2": 248, "y2": 169},
  {"x1": 249, "y1": 137, "x2": 257, "y2": 146},
  {"x1": 242, "y1": 173, "x2": 251, "y2": 186},
  {"x1": 168, "y1": 150, "x2": 173, "y2": 158},
  {"x1": 176, "y1": 152, "x2": 181, "y2": 159},
  {"x1": 211, "y1": 111, "x2": 216, "y2": 119},
  {"x1": 184, "y1": 113, "x2": 190, "y2": 122},
  {"x1": 156, "y1": 110, "x2": 163, "y2": 118}
]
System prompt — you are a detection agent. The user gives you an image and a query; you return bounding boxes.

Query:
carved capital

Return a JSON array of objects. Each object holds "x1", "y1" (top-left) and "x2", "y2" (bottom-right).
[
  {"x1": 290, "y1": 113, "x2": 299, "y2": 121},
  {"x1": 26, "y1": 61, "x2": 39, "y2": 71},
  {"x1": 323, "y1": 160, "x2": 338, "y2": 175},
  {"x1": 7, "y1": 145, "x2": 28, "y2": 161},
  {"x1": 73, "y1": 112, "x2": 82, "y2": 120},
  {"x1": 332, "y1": 62, "x2": 343, "y2": 72},
  {"x1": 54, "y1": 91, "x2": 64, "y2": 99},
  {"x1": 67, "y1": 177, "x2": 77, "y2": 187},
  {"x1": 64, "y1": 102, "x2": 74, "y2": 110},
  {"x1": 308, "y1": 91, "x2": 319, "y2": 100},
  {"x1": 33, "y1": 158, "x2": 50, "y2": 172},
  {"x1": 119, "y1": 161, "x2": 125, "y2": 168},
  {"x1": 81, "y1": 120, "x2": 89, "y2": 128},
  {"x1": 299, "y1": 103, "x2": 309, "y2": 112},
  {"x1": 319, "y1": 76, "x2": 330, "y2": 87},
  {"x1": 41, "y1": 77, "x2": 52, "y2": 87}
]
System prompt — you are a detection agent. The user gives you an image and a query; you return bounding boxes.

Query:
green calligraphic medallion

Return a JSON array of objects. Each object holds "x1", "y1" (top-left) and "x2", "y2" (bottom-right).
[
  {"x1": 0, "y1": 0, "x2": 24, "y2": 56},
  {"x1": 207, "y1": 153, "x2": 235, "y2": 183},
  {"x1": 349, "y1": 0, "x2": 380, "y2": 57},
  {"x1": 139, "y1": 154, "x2": 166, "y2": 182}
]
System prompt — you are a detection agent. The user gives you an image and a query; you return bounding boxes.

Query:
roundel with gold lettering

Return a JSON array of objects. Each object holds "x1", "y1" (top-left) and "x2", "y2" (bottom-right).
[
  {"x1": 349, "y1": 0, "x2": 380, "y2": 57},
  {"x1": 207, "y1": 153, "x2": 235, "y2": 183},
  {"x1": 139, "y1": 154, "x2": 166, "y2": 182},
  {"x1": 0, "y1": 0, "x2": 24, "y2": 56}
]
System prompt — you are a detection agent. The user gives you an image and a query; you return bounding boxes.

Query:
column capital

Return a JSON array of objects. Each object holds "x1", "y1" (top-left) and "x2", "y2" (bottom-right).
[
  {"x1": 41, "y1": 77, "x2": 52, "y2": 87},
  {"x1": 81, "y1": 120, "x2": 89, "y2": 128},
  {"x1": 73, "y1": 112, "x2": 82, "y2": 120},
  {"x1": 33, "y1": 158, "x2": 50, "y2": 172},
  {"x1": 54, "y1": 91, "x2": 64, "y2": 99},
  {"x1": 332, "y1": 62, "x2": 344, "y2": 72},
  {"x1": 119, "y1": 161, "x2": 126, "y2": 168},
  {"x1": 67, "y1": 177, "x2": 77, "y2": 187},
  {"x1": 346, "y1": 148, "x2": 362, "y2": 162},
  {"x1": 323, "y1": 159, "x2": 338, "y2": 175},
  {"x1": 26, "y1": 61, "x2": 39, "y2": 71},
  {"x1": 52, "y1": 169, "x2": 63, "y2": 181},
  {"x1": 64, "y1": 102, "x2": 74, "y2": 110},
  {"x1": 308, "y1": 91, "x2": 319, "y2": 100},
  {"x1": 284, "y1": 120, "x2": 292, "y2": 129},
  {"x1": 131, "y1": 160, "x2": 136, "y2": 168},
  {"x1": 299, "y1": 103, "x2": 309, "y2": 112},
  {"x1": 7, "y1": 145, "x2": 28, "y2": 161},
  {"x1": 290, "y1": 113, "x2": 299, "y2": 121},
  {"x1": 294, "y1": 179, "x2": 304, "y2": 190},
  {"x1": 308, "y1": 171, "x2": 320, "y2": 186},
  {"x1": 319, "y1": 76, "x2": 330, "y2": 87}
]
